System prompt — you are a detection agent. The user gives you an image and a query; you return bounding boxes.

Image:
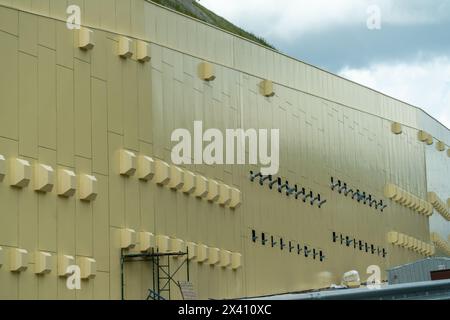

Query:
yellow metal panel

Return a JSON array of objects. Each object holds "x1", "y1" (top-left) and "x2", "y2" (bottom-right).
[
  {"x1": 93, "y1": 174, "x2": 110, "y2": 272},
  {"x1": 116, "y1": 0, "x2": 131, "y2": 35},
  {"x1": 74, "y1": 59, "x2": 92, "y2": 158},
  {"x1": 18, "y1": 52, "x2": 38, "y2": 158},
  {"x1": 75, "y1": 159, "x2": 94, "y2": 256},
  {"x1": 123, "y1": 59, "x2": 139, "y2": 151},
  {"x1": 57, "y1": 167, "x2": 76, "y2": 255},
  {"x1": 0, "y1": 6, "x2": 18, "y2": 35},
  {"x1": 93, "y1": 271, "x2": 110, "y2": 300},
  {"x1": 57, "y1": 276, "x2": 75, "y2": 300},
  {"x1": 37, "y1": 256, "x2": 57, "y2": 300},
  {"x1": 56, "y1": 66, "x2": 74, "y2": 167},
  {"x1": 91, "y1": 78, "x2": 108, "y2": 175},
  {"x1": 0, "y1": 31, "x2": 18, "y2": 140},
  {"x1": 84, "y1": 0, "x2": 102, "y2": 27},
  {"x1": 55, "y1": 21, "x2": 73, "y2": 69},
  {"x1": 0, "y1": 139, "x2": 19, "y2": 247},
  {"x1": 38, "y1": 46, "x2": 57, "y2": 150},
  {"x1": 125, "y1": 172, "x2": 140, "y2": 230},
  {"x1": 76, "y1": 258, "x2": 94, "y2": 300},
  {"x1": 37, "y1": 147, "x2": 57, "y2": 252},
  {"x1": 139, "y1": 143, "x2": 156, "y2": 232},
  {"x1": 18, "y1": 267, "x2": 38, "y2": 299},
  {"x1": 18, "y1": 157, "x2": 38, "y2": 250},
  {"x1": 108, "y1": 133, "x2": 126, "y2": 228},
  {"x1": 90, "y1": 29, "x2": 107, "y2": 80},
  {"x1": 18, "y1": 11, "x2": 37, "y2": 56},
  {"x1": 137, "y1": 59, "x2": 153, "y2": 143},
  {"x1": 106, "y1": 39, "x2": 124, "y2": 134}
]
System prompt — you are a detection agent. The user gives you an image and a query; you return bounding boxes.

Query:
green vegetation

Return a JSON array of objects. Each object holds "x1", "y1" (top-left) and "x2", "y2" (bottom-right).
[{"x1": 148, "y1": 0, "x2": 276, "y2": 50}]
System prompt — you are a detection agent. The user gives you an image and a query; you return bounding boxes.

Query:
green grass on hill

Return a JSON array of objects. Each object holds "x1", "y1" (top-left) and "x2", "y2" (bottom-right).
[{"x1": 148, "y1": 0, "x2": 276, "y2": 50}]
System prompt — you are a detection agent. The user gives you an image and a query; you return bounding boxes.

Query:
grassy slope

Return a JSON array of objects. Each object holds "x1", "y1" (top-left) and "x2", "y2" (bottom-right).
[{"x1": 148, "y1": 0, "x2": 276, "y2": 50}]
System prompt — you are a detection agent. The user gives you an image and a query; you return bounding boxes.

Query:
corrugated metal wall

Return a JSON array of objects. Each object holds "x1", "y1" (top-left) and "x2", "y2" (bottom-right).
[{"x1": 388, "y1": 258, "x2": 450, "y2": 284}]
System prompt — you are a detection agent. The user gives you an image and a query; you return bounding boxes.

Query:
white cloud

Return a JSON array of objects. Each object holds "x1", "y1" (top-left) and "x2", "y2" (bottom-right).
[
  {"x1": 339, "y1": 57, "x2": 450, "y2": 129},
  {"x1": 198, "y1": 0, "x2": 446, "y2": 40}
]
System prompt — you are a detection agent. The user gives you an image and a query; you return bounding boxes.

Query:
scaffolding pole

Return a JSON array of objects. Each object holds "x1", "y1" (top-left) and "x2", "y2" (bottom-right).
[{"x1": 120, "y1": 248, "x2": 190, "y2": 300}]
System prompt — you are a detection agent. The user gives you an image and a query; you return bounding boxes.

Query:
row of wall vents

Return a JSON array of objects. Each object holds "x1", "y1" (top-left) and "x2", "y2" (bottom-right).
[
  {"x1": 330, "y1": 177, "x2": 387, "y2": 213},
  {"x1": 77, "y1": 27, "x2": 275, "y2": 97},
  {"x1": 332, "y1": 232, "x2": 387, "y2": 258},
  {"x1": 0, "y1": 155, "x2": 97, "y2": 201},
  {"x1": 78, "y1": 27, "x2": 151, "y2": 62},
  {"x1": 427, "y1": 192, "x2": 450, "y2": 221},
  {"x1": 0, "y1": 247, "x2": 96, "y2": 279},
  {"x1": 388, "y1": 231, "x2": 435, "y2": 256},
  {"x1": 391, "y1": 123, "x2": 450, "y2": 158},
  {"x1": 249, "y1": 171, "x2": 327, "y2": 208},
  {"x1": 430, "y1": 233, "x2": 450, "y2": 256},
  {"x1": 120, "y1": 229, "x2": 242, "y2": 269},
  {"x1": 384, "y1": 184, "x2": 433, "y2": 216},
  {"x1": 119, "y1": 150, "x2": 241, "y2": 210},
  {"x1": 251, "y1": 230, "x2": 325, "y2": 262}
]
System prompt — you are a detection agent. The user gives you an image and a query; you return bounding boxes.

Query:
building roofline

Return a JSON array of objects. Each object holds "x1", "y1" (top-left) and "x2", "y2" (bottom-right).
[
  {"x1": 145, "y1": 0, "x2": 449, "y2": 132},
  {"x1": 0, "y1": 1, "x2": 447, "y2": 133}
]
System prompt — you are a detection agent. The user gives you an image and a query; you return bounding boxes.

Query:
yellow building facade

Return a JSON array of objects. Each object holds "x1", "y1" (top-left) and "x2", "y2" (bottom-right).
[{"x1": 0, "y1": 0, "x2": 449, "y2": 300}]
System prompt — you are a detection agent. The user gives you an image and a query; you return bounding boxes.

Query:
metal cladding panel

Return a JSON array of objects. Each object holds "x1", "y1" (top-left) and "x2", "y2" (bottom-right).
[
  {"x1": 388, "y1": 258, "x2": 450, "y2": 284},
  {"x1": 0, "y1": 0, "x2": 447, "y2": 300}
]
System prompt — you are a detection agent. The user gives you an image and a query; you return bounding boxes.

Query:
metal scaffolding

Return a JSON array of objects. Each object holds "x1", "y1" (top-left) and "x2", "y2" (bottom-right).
[{"x1": 120, "y1": 248, "x2": 190, "y2": 300}]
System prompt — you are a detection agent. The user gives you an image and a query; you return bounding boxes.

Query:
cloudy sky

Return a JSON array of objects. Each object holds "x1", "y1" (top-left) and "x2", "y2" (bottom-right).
[{"x1": 198, "y1": 0, "x2": 450, "y2": 129}]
